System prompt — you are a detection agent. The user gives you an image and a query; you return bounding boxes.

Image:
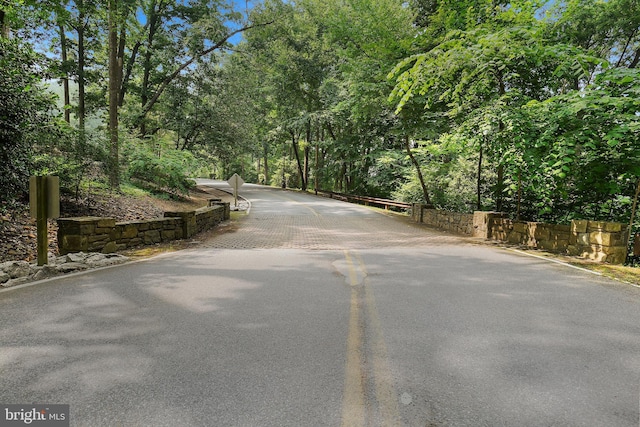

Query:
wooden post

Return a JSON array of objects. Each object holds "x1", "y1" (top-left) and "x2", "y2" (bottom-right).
[
  {"x1": 36, "y1": 176, "x2": 48, "y2": 266},
  {"x1": 30, "y1": 176, "x2": 60, "y2": 266}
]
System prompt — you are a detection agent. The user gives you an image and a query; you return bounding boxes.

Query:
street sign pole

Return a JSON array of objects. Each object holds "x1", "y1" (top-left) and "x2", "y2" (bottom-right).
[
  {"x1": 226, "y1": 173, "x2": 244, "y2": 209},
  {"x1": 234, "y1": 180, "x2": 238, "y2": 208}
]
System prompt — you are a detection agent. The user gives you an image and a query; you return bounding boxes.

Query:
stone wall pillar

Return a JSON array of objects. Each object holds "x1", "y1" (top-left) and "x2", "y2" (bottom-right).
[
  {"x1": 569, "y1": 220, "x2": 628, "y2": 264},
  {"x1": 473, "y1": 211, "x2": 507, "y2": 238},
  {"x1": 164, "y1": 211, "x2": 197, "y2": 238},
  {"x1": 412, "y1": 204, "x2": 426, "y2": 223},
  {"x1": 57, "y1": 217, "x2": 116, "y2": 255}
]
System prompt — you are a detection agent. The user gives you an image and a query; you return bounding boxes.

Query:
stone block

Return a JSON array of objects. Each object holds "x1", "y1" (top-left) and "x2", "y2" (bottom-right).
[
  {"x1": 532, "y1": 225, "x2": 550, "y2": 241},
  {"x1": 555, "y1": 239, "x2": 570, "y2": 252},
  {"x1": 603, "y1": 247, "x2": 627, "y2": 264},
  {"x1": 580, "y1": 245, "x2": 606, "y2": 262},
  {"x1": 88, "y1": 234, "x2": 109, "y2": 243},
  {"x1": 412, "y1": 204, "x2": 425, "y2": 222},
  {"x1": 88, "y1": 241, "x2": 107, "y2": 251},
  {"x1": 577, "y1": 233, "x2": 590, "y2": 246},
  {"x1": 603, "y1": 222, "x2": 623, "y2": 232},
  {"x1": 97, "y1": 218, "x2": 116, "y2": 228},
  {"x1": 571, "y1": 219, "x2": 588, "y2": 234},
  {"x1": 587, "y1": 221, "x2": 606, "y2": 231},
  {"x1": 537, "y1": 239, "x2": 555, "y2": 251},
  {"x1": 109, "y1": 229, "x2": 122, "y2": 241},
  {"x1": 128, "y1": 238, "x2": 142, "y2": 247},
  {"x1": 144, "y1": 230, "x2": 161, "y2": 244},
  {"x1": 473, "y1": 211, "x2": 490, "y2": 238},
  {"x1": 567, "y1": 245, "x2": 580, "y2": 256},
  {"x1": 121, "y1": 225, "x2": 139, "y2": 239},
  {"x1": 61, "y1": 235, "x2": 88, "y2": 254},
  {"x1": 95, "y1": 227, "x2": 115, "y2": 235},
  {"x1": 601, "y1": 245, "x2": 626, "y2": 255},
  {"x1": 589, "y1": 231, "x2": 614, "y2": 247},
  {"x1": 507, "y1": 232, "x2": 522, "y2": 244},
  {"x1": 80, "y1": 224, "x2": 96, "y2": 235},
  {"x1": 166, "y1": 211, "x2": 197, "y2": 237},
  {"x1": 161, "y1": 230, "x2": 176, "y2": 241},
  {"x1": 512, "y1": 222, "x2": 527, "y2": 233},
  {"x1": 163, "y1": 219, "x2": 177, "y2": 229},
  {"x1": 57, "y1": 217, "x2": 101, "y2": 234},
  {"x1": 101, "y1": 241, "x2": 118, "y2": 254}
]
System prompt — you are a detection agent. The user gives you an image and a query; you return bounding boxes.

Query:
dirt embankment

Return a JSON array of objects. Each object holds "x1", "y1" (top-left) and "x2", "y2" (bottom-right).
[{"x1": 0, "y1": 186, "x2": 232, "y2": 263}]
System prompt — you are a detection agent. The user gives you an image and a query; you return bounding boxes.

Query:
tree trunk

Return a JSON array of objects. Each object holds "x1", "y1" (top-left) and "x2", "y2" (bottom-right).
[
  {"x1": 290, "y1": 130, "x2": 306, "y2": 191},
  {"x1": 477, "y1": 143, "x2": 483, "y2": 211},
  {"x1": 629, "y1": 47, "x2": 640, "y2": 69},
  {"x1": 0, "y1": 10, "x2": 9, "y2": 38},
  {"x1": 314, "y1": 142, "x2": 319, "y2": 194},
  {"x1": 495, "y1": 70, "x2": 506, "y2": 212},
  {"x1": 108, "y1": 0, "x2": 120, "y2": 190},
  {"x1": 77, "y1": 0, "x2": 86, "y2": 139},
  {"x1": 495, "y1": 164, "x2": 504, "y2": 212},
  {"x1": 59, "y1": 24, "x2": 71, "y2": 124},
  {"x1": 140, "y1": 0, "x2": 159, "y2": 135},
  {"x1": 404, "y1": 136, "x2": 432, "y2": 206},
  {"x1": 120, "y1": 38, "x2": 142, "y2": 106},
  {"x1": 263, "y1": 142, "x2": 269, "y2": 185},
  {"x1": 615, "y1": 30, "x2": 635, "y2": 68},
  {"x1": 304, "y1": 145, "x2": 310, "y2": 190},
  {"x1": 516, "y1": 170, "x2": 522, "y2": 220},
  {"x1": 339, "y1": 162, "x2": 347, "y2": 192},
  {"x1": 304, "y1": 121, "x2": 311, "y2": 190},
  {"x1": 626, "y1": 177, "x2": 640, "y2": 261}
]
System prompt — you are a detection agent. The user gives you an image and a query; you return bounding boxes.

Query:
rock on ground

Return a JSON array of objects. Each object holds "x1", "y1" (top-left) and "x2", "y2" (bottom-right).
[{"x1": 1, "y1": 252, "x2": 129, "y2": 288}]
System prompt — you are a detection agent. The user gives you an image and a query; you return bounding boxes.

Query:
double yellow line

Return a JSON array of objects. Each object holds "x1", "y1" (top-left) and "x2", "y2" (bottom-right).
[{"x1": 341, "y1": 250, "x2": 403, "y2": 427}]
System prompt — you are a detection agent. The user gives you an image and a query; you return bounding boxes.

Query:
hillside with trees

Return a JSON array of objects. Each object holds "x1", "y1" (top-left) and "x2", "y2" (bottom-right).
[{"x1": 1, "y1": 0, "x2": 639, "y2": 227}]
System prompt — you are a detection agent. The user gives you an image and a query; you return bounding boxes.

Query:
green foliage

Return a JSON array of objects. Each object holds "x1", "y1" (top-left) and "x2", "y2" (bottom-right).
[
  {"x1": 0, "y1": 37, "x2": 60, "y2": 203},
  {"x1": 31, "y1": 126, "x2": 104, "y2": 197},
  {"x1": 123, "y1": 136, "x2": 198, "y2": 196},
  {"x1": 269, "y1": 156, "x2": 299, "y2": 189},
  {"x1": 6, "y1": 0, "x2": 640, "y2": 230},
  {"x1": 519, "y1": 68, "x2": 640, "y2": 221}
]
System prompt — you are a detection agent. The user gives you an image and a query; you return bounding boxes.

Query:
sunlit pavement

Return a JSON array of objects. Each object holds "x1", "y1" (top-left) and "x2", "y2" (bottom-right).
[{"x1": 1, "y1": 184, "x2": 639, "y2": 426}]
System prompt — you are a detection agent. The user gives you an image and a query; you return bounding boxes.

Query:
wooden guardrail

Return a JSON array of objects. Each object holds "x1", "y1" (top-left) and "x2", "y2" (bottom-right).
[{"x1": 315, "y1": 190, "x2": 411, "y2": 211}]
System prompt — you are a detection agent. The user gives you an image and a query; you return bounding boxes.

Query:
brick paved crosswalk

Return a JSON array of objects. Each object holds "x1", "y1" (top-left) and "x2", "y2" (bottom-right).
[{"x1": 202, "y1": 212, "x2": 467, "y2": 250}]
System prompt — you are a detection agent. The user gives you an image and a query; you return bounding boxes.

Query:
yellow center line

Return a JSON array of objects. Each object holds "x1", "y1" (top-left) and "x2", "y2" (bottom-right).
[
  {"x1": 355, "y1": 252, "x2": 403, "y2": 426},
  {"x1": 276, "y1": 193, "x2": 321, "y2": 217},
  {"x1": 341, "y1": 251, "x2": 403, "y2": 427},
  {"x1": 341, "y1": 251, "x2": 366, "y2": 427}
]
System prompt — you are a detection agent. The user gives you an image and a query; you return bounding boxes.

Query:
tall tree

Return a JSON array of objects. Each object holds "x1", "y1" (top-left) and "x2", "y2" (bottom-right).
[{"x1": 108, "y1": 0, "x2": 121, "y2": 189}]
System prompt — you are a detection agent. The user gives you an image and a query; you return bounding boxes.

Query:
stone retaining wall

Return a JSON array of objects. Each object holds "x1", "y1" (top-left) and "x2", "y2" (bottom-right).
[
  {"x1": 58, "y1": 201, "x2": 230, "y2": 255},
  {"x1": 484, "y1": 213, "x2": 628, "y2": 264},
  {"x1": 412, "y1": 204, "x2": 474, "y2": 235},
  {"x1": 413, "y1": 205, "x2": 628, "y2": 264}
]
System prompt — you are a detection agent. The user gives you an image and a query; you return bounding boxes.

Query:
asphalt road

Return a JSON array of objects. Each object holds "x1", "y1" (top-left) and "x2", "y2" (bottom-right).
[{"x1": 1, "y1": 181, "x2": 639, "y2": 426}]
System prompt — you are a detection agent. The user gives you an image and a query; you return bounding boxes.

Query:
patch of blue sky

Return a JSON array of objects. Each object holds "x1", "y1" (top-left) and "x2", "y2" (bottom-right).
[{"x1": 135, "y1": 0, "x2": 261, "y2": 46}]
